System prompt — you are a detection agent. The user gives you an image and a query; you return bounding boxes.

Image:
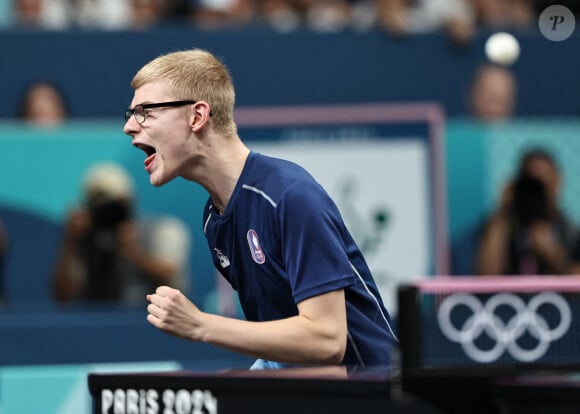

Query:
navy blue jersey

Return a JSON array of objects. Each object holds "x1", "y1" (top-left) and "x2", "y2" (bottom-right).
[{"x1": 203, "y1": 151, "x2": 397, "y2": 366}]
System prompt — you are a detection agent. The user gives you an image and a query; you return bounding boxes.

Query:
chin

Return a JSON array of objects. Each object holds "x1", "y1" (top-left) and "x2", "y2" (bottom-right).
[
  {"x1": 149, "y1": 168, "x2": 177, "y2": 187},
  {"x1": 149, "y1": 172, "x2": 167, "y2": 187}
]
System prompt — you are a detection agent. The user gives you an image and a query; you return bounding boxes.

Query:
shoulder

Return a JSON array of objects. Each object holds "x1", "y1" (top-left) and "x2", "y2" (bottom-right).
[
  {"x1": 244, "y1": 152, "x2": 323, "y2": 203},
  {"x1": 249, "y1": 152, "x2": 312, "y2": 181}
]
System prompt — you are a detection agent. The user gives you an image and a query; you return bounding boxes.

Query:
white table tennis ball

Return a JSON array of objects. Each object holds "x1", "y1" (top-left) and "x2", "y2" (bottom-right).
[{"x1": 485, "y1": 32, "x2": 520, "y2": 66}]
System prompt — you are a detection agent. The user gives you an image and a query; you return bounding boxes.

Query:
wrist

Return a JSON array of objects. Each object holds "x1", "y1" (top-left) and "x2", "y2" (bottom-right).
[{"x1": 196, "y1": 312, "x2": 214, "y2": 344}]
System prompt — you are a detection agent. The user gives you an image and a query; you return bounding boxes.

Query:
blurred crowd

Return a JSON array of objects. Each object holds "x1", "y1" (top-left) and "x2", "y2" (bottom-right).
[{"x1": 3, "y1": 0, "x2": 579, "y2": 36}]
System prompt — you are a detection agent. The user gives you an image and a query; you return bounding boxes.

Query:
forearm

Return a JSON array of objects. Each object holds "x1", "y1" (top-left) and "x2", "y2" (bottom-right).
[
  {"x1": 533, "y1": 239, "x2": 569, "y2": 274},
  {"x1": 52, "y1": 243, "x2": 86, "y2": 301},
  {"x1": 566, "y1": 263, "x2": 580, "y2": 275},
  {"x1": 475, "y1": 214, "x2": 511, "y2": 275},
  {"x1": 117, "y1": 221, "x2": 182, "y2": 285},
  {"x1": 124, "y1": 247, "x2": 178, "y2": 285},
  {"x1": 147, "y1": 288, "x2": 347, "y2": 365},
  {"x1": 198, "y1": 313, "x2": 345, "y2": 365},
  {"x1": 541, "y1": 247, "x2": 568, "y2": 274},
  {"x1": 529, "y1": 222, "x2": 571, "y2": 275}
]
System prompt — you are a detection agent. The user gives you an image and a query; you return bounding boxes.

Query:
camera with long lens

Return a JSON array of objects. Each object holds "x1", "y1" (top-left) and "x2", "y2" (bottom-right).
[
  {"x1": 90, "y1": 199, "x2": 131, "y2": 229},
  {"x1": 511, "y1": 173, "x2": 549, "y2": 227}
]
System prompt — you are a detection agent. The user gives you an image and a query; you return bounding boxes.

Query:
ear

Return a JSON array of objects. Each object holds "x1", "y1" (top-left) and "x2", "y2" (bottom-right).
[{"x1": 190, "y1": 101, "x2": 212, "y2": 132}]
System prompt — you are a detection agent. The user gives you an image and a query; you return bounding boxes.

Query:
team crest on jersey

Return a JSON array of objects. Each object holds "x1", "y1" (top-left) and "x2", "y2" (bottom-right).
[
  {"x1": 247, "y1": 229, "x2": 266, "y2": 264},
  {"x1": 213, "y1": 248, "x2": 231, "y2": 268}
]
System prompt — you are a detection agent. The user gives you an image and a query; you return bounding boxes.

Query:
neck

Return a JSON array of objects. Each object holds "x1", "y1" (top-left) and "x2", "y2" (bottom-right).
[{"x1": 205, "y1": 138, "x2": 250, "y2": 214}]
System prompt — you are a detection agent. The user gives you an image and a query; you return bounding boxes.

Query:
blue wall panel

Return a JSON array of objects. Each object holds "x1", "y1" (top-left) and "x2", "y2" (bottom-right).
[{"x1": 1, "y1": 29, "x2": 579, "y2": 120}]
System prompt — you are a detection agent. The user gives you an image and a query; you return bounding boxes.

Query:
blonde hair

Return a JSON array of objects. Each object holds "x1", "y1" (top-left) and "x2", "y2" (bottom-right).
[{"x1": 131, "y1": 48, "x2": 237, "y2": 137}]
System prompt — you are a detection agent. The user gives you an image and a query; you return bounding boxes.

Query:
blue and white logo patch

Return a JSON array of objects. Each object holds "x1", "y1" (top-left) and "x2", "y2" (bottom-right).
[{"x1": 247, "y1": 229, "x2": 266, "y2": 264}]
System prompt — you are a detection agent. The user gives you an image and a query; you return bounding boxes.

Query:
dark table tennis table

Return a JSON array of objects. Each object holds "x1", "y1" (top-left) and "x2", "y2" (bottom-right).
[{"x1": 88, "y1": 364, "x2": 580, "y2": 414}]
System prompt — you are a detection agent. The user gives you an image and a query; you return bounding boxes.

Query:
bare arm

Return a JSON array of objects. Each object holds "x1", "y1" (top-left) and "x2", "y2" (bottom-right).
[
  {"x1": 117, "y1": 221, "x2": 181, "y2": 285},
  {"x1": 146, "y1": 286, "x2": 347, "y2": 365},
  {"x1": 474, "y1": 212, "x2": 511, "y2": 275},
  {"x1": 52, "y1": 209, "x2": 90, "y2": 302},
  {"x1": 528, "y1": 221, "x2": 570, "y2": 274},
  {"x1": 475, "y1": 182, "x2": 514, "y2": 275}
]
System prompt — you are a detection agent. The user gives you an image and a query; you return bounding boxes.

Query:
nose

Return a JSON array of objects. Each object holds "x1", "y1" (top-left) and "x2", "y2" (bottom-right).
[{"x1": 123, "y1": 114, "x2": 140, "y2": 137}]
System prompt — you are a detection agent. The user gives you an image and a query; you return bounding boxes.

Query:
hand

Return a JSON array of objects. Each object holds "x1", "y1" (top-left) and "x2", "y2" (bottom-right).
[
  {"x1": 116, "y1": 220, "x2": 140, "y2": 258},
  {"x1": 528, "y1": 221, "x2": 567, "y2": 273},
  {"x1": 146, "y1": 286, "x2": 204, "y2": 342},
  {"x1": 498, "y1": 181, "x2": 515, "y2": 215},
  {"x1": 528, "y1": 221, "x2": 558, "y2": 255},
  {"x1": 64, "y1": 209, "x2": 90, "y2": 242}
]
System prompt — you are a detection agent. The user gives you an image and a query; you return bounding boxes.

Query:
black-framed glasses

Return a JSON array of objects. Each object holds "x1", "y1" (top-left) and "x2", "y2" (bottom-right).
[{"x1": 124, "y1": 100, "x2": 197, "y2": 124}]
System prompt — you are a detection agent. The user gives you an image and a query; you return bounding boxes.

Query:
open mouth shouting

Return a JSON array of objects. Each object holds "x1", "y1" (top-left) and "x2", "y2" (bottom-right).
[{"x1": 134, "y1": 142, "x2": 157, "y2": 173}]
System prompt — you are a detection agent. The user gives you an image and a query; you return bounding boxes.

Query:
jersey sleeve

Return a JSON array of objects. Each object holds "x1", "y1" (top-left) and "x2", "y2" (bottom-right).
[{"x1": 276, "y1": 179, "x2": 357, "y2": 304}]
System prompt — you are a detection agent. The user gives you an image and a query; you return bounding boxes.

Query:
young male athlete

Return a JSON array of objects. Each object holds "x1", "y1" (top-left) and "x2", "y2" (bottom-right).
[{"x1": 123, "y1": 48, "x2": 397, "y2": 368}]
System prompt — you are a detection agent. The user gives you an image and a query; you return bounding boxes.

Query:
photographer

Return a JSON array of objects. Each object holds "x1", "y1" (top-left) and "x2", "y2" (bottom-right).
[
  {"x1": 475, "y1": 148, "x2": 580, "y2": 275},
  {"x1": 52, "y1": 162, "x2": 190, "y2": 307}
]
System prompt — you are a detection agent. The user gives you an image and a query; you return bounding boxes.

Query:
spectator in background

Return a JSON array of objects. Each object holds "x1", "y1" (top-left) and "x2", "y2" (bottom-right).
[
  {"x1": 256, "y1": 0, "x2": 302, "y2": 31},
  {"x1": 470, "y1": 0, "x2": 536, "y2": 30},
  {"x1": 475, "y1": 148, "x2": 580, "y2": 276},
  {"x1": 373, "y1": 0, "x2": 476, "y2": 44},
  {"x1": 18, "y1": 81, "x2": 68, "y2": 127},
  {"x1": 11, "y1": 0, "x2": 68, "y2": 29},
  {"x1": 302, "y1": 0, "x2": 352, "y2": 32},
  {"x1": 128, "y1": 0, "x2": 176, "y2": 29},
  {"x1": 52, "y1": 162, "x2": 191, "y2": 308},
  {"x1": 468, "y1": 64, "x2": 517, "y2": 122},
  {"x1": 189, "y1": 0, "x2": 255, "y2": 30},
  {"x1": 9, "y1": 0, "x2": 181, "y2": 31},
  {"x1": 67, "y1": 0, "x2": 131, "y2": 30}
]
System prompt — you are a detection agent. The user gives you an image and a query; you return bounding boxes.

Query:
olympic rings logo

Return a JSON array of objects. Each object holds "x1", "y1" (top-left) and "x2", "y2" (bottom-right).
[{"x1": 437, "y1": 292, "x2": 571, "y2": 363}]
